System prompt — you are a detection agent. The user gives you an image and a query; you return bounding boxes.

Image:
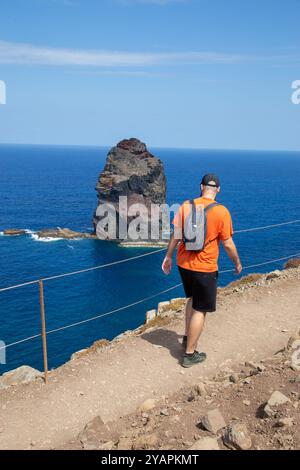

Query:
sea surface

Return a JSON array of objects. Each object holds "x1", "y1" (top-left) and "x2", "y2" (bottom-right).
[{"x1": 0, "y1": 144, "x2": 299, "y2": 374}]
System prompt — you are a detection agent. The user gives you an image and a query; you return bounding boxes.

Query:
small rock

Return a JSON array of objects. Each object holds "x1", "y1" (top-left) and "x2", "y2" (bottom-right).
[
  {"x1": 245, "y1": 361, "x2": 266, "y2": 372},
  {"x1": 182, "y1": 440, "x2": 193, "y2": 447},
  {"x1": 157, "y1": 301, "x2": 170, "y2": 315},
  {"x1": 83, "y1": 442, "x2": 99, "y2": 450},
  {"x1": 187, "y1": 390, "x2": 197, "y2": 402},
  {"x1": 146, "y1": 310, "x2": 157, "y2": 323},
  {"x1": 266, "y1": 270, "x2": 281, "y2": 280},
  {"x1": 243, "y1": 400, "x2": 251, "y2": 406},
  {"x1": 263, "y1": 404, "x2": 276, "y2": 418},
  {"x1": 229, "y1": 374, "x2": 239, "y2": 383},
  {"x1": 117, "y1": 437, "x2": 133, "y2": 450},
  {"x1": 290, "y1": 339, "x2": 300, "y2": 350},
  {"x1": 139, "y1": 399, "x2": 156, "y2": 412},
  {"x1": 287, "y1": 334, "x2": 300, "y2": 350},
  {"x1": 223, "y1": 423, "x2": 252, "y2": 450},
  {"x1": 160, "y1": 409, "x2": 169, "y2": 416},
  {"x1": 276, "y1": 417, "x2": 294, "y2": 428},
  {"x1": 200, "y1": 408, "x2": 226, "y2": 434},
  {"x1": 0, "y1": 366, "x2": 42, "y2": 388},
  {"x1": 132, "y1": 433, "x2": 158, "y2": 450},
  {"x1": 190, "y1": 437, "x2": 220, "y2": 450},
  {"x1": 98, "y1": 441, "x2": 115, "y2": 450},
  {"x1": 194, "y1": 382, "x2": 207, "y2": 396},
  {"x1": 267, "y1": 391, "x2": 290, "y2": 407},
  {"x1": 78, "y1": 416, "x2": 112, "y2": 447}
]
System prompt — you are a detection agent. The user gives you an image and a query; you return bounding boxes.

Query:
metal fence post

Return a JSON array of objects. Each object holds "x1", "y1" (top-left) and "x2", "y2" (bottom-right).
[{"x1": 39, "y1": 279, "x2": 49, "y2": 384}]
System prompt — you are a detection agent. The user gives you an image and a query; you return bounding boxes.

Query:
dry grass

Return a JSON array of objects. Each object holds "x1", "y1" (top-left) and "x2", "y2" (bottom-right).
[
  {"x1": 284, "y1": 258, "x2": 300, "y2": 270},
  {"x1": 227, "y1": 273, "x2": 263, "y2": 289},
  {"x1": 73, "y1": 339, "x2": 110, "y2": 359},
  {"x1": 160, "y1": 299, "x2": 186, "y2": 314},
  {"x1": 139, "y1": 315, "x2": 173, "y2": 334}
]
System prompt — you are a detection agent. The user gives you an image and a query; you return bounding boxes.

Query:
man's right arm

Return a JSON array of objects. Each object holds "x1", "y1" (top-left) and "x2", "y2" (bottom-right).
[{"x1": 222, "y1": 237, "x2": 242, "y2": 275}]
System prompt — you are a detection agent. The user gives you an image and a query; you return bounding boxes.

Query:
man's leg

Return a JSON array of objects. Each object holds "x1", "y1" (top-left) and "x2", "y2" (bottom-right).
[
  {"x1": 184, "y1": 298, "x2": 193, "y2": 336},
  {"x1": 186, "y1": 310, "x2": 206, "y2": 354}
]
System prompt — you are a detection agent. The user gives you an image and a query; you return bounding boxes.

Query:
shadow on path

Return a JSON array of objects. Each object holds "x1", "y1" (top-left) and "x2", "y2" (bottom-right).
[{"x1": 141, "y1": 329, "x2": 184, "y2": 361}]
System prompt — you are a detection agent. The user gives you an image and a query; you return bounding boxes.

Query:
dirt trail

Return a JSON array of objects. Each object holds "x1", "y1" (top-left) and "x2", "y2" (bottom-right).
[{"x1": 0, "y1": 268, "x2": 299, "y2": 450}]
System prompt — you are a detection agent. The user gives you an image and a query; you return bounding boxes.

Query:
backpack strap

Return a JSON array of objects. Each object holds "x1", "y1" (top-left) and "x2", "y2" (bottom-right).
[
  {"x1": 203, "y1": 202, "x2": 222, "y2": 247},
  {"x1": 189, "y1": 199, "x2": 196, "y2": 226},
  {"x1": 190, "y1": 200, "x2": 221, "y2": 224},
  {"x1": 204, "y1": 201, "x2": 221, "y2": 213}
]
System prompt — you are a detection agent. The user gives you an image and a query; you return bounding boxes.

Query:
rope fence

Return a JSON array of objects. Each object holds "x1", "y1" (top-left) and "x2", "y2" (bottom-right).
[
  {"x1": 0, "y1": 218, "x2": 300, "y2": 384},
  {"x1": 0, "y1": 218, "x2": 300, "y2": 293}
]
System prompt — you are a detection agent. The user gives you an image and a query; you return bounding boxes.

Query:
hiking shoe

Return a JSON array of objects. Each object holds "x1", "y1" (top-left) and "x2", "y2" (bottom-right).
[
  {"x1": 181, "y1": 351, "x2": 207, "y2": 368},
  {"x1": 182, "y1": 335, "x2": 187, "y2": 349}
]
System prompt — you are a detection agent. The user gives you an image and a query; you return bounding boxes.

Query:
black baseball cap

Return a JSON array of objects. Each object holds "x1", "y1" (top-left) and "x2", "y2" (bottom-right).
[{"x1": 201, "y1": 173, "x2": 220, "y2": 188}]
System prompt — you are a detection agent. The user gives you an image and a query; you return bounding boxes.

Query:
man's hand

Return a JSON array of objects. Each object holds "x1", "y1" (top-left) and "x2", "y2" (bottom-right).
[
  {"x1": 162, "y1": 256, "x2": 173, "y2": 275},
  {"x1": 162, "y1": 235, "x2": 179, "y2": 275},
  {"x1": 235, "y1": 262, "x2": 243, "y2": 275}
]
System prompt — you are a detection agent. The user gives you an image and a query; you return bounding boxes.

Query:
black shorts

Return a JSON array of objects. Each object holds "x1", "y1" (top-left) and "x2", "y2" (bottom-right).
[{"x1": 178, "y1": 266, "x2": 218, "y2": 312}]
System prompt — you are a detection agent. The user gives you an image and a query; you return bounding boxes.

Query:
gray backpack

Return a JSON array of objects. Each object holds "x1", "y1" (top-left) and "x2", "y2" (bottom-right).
[{"x1": 183, "y1": 200, "x2": 220, "y2": 251}]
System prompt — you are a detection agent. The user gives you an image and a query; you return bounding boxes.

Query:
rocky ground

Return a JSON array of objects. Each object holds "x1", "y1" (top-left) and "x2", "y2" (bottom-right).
[{"x1": 60, "y1": 334, "x2": 300, "y2": 451}]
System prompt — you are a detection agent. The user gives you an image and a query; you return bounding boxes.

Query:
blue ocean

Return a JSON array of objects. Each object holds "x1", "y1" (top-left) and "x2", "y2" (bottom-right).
[{"x1": 0, "y1": 144, "x2": 299, "y2": 374}]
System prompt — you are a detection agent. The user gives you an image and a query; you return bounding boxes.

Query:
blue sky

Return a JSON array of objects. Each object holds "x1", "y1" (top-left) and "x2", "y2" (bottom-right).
[{"x1": 0, "y1": 0, "x2": 299, "y2": 150}]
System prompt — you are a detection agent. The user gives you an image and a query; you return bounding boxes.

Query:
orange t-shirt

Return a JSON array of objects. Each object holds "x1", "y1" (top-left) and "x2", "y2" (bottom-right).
[{"x1": 173, "y1": 197, "x2": 233, "y2": 272}]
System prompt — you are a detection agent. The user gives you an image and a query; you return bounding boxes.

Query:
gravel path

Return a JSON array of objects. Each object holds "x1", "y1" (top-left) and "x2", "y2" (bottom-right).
[{"x1": 0, "y1": 268, "x2": 299, "y2": 450}]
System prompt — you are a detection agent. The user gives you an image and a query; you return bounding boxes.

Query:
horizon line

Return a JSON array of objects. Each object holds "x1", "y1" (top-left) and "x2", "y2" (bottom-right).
[{"x1": 0, "y1": 141, "x2": 299, "y2": 154}]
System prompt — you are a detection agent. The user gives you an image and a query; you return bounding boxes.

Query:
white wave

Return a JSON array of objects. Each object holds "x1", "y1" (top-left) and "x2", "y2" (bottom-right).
[
  {"x1": 3, "y1": 228, "x2": 86, "y2": 243},
  {"x1": 29, "y1": 232, "x2": 64, "y2": 242}
]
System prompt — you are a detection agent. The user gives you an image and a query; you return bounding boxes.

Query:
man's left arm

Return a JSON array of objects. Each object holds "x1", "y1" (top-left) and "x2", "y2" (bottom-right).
[
  {"x1": 162, "y1": 234, "x2": 180, "y2": 275},
  {"x1": 219, "y1": 208, "x2": 242, "y2": 275}
]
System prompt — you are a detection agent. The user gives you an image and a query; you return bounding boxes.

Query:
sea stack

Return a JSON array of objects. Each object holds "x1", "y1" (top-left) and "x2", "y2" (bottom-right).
[{"x1": 93, "y1": 138, "x2": 167, "y2": 243}]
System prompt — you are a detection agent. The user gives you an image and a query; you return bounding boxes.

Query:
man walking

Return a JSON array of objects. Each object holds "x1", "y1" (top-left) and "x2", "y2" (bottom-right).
[{"x1": 162, "y1": 174, "x2": 242, "y2": 368}]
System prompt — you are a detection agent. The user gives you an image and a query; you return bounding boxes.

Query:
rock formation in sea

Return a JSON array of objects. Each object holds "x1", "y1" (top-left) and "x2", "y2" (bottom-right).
[
  {"x1": 36, "y1": 228, "x2": 96, "y2": 240},
  {"x1": 93, "y1": 138, "x2": 167, "y2": 242},
  {"x1": 3, "y1": 228, "x2": 96, "y2": 240},
  {"x1": 3, "y1": 229, "x2": 26, "y2": 236}
]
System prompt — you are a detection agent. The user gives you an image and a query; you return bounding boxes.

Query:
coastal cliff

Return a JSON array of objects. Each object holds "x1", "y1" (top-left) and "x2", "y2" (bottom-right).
[{"x1": 93, "y1": 138, "x2": 167, "y2": 242}]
